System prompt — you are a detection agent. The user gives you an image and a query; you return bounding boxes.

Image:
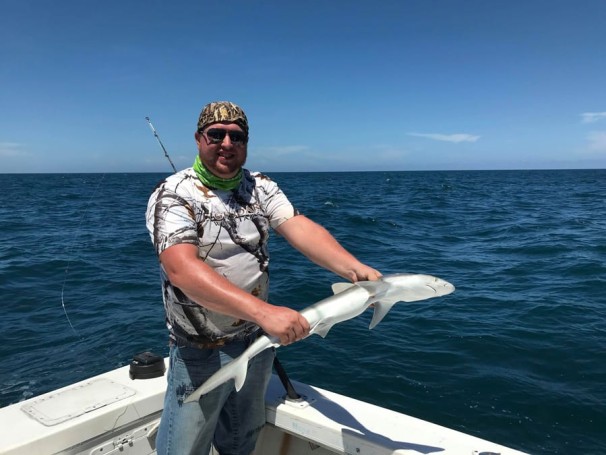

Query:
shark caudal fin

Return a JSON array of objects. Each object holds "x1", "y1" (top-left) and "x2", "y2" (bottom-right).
[
  {"x1": 233, "y1": 358, "x2": 249, "y2": 391},
  {"x1": 185, "y1": 335, "x2": 279, "y2": 403},
  {"x1": 184, "y1": 356, "x2": 249, "y2": 403}
]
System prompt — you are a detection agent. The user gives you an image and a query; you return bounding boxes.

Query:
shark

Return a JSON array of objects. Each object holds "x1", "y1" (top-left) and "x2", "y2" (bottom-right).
[{"x1": 184, "y1": 273, "x2": 455, "y2": 403}]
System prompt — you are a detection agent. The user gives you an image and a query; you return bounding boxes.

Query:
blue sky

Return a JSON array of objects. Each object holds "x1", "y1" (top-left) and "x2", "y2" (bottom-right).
[{"x1": 1, "y1": 0, "x2": 605, "y2": 173}]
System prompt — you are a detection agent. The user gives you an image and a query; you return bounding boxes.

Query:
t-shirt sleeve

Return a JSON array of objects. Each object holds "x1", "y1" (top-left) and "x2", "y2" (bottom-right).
[
  {"x1": 146, "y1": 185, "x2": 199, "y2": 256},
  {"x1": 259, "y1": 177, "x2": 298, "y2": 229}
]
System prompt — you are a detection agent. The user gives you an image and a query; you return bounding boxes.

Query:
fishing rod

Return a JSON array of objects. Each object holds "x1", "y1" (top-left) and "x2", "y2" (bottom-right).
[{"x1": 145, "y1": 116, "x2": 177, "y2": 173}]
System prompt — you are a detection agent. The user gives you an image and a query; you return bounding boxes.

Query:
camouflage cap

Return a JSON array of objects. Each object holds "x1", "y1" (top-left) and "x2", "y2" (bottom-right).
[{"x1": 197, "y1": 101, "x2": 249, "y2": 135}]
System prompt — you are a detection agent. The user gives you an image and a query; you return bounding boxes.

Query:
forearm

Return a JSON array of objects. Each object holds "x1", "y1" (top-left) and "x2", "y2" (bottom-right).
[
  {"x1": 159, "y1": 243, "x2": 310, "y2": 344},
  {"x1": 277, "y1": 215, "x2": 381, "y2": 282},
  {"x1": 160, "y1": 245, "x2": 269, "y2": 324},
  {"x1": 291, "y1": 224, "x2": 359, "y2": 276}
]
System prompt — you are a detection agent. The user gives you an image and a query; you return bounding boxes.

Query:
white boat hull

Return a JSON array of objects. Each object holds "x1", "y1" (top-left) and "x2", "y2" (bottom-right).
[{"x1": 0, "y1": 359, "x2": 528, "y2": 455}]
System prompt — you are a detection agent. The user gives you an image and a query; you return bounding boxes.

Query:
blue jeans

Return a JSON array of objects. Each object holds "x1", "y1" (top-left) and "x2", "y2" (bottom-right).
[{"x1": 156, "y1": 336, "x2": 275, "y2": 455}]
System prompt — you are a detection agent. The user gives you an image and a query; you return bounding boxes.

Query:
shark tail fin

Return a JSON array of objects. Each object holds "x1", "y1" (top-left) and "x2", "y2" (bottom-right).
[
  {"x1": 184, "y1": 356, "x2": 250, "y2": 403},
  {"x1": 369, "y1": 300, "x2": 398, "y2": 329},
  {"x1": 233, "y1": 357, "x2": 249, "y2": 392}
]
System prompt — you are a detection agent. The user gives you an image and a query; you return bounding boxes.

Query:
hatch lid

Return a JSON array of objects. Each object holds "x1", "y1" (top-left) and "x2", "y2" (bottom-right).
[{"x1": 21, "y1": 378, "x2": 136, "y2": 426}]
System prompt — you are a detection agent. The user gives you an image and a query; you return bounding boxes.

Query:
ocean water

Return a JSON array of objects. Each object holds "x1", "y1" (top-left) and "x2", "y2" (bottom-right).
[{"x1": 0, "y1": 170, "x2": 604, "y2": 454}]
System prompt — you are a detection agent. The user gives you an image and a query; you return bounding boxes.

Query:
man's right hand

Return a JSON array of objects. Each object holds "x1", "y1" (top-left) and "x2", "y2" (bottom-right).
[{"x1": 257, "y1": 305, "x2": 310, "y2": 346}]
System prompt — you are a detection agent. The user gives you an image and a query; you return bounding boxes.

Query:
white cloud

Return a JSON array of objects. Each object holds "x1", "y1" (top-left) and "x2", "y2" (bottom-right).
[
  {"x1": 407, "y1": 133, "x2": 480, "y2": 143},
  {"x1": 0, "y1": 142, "x2": 28, "y2": 157},
  {"x1": 587, "y1": 131, "x2": 606, "y2": 153},
  {"x1": 580, "y1": 112, "x2": 606, "y2": 123}
]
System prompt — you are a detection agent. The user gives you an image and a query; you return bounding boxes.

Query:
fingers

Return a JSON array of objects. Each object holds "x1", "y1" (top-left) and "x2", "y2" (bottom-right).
[
  {"x1": 366, "y1": 268, "x2": 383, "y2": 281},
  {"x1": 261, "y1": 306, "x2": 310, "y2": 346},
  {"x1": 280, "y1": 314, "x2": 310, "y2": 345},
  {"x1": 280, "y1": 328, "x2": 299, "y2": 346},
  {"x1": 349, "y1": 265, "x2": 383, "y2": 282},
  {"x1": 278, "y1": 329, "x2": 299, "y2": 346}
]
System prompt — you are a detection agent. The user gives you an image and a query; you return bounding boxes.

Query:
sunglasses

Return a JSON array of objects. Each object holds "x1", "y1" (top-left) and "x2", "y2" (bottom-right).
[{"x1": 202, "y1": 128, "x2": 248, "y2": 145}]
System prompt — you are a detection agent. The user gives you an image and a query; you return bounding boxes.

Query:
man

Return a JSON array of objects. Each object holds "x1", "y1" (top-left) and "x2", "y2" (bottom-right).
[{"x1": 146, "y1": 101, "x2": 381, "y2": 455}]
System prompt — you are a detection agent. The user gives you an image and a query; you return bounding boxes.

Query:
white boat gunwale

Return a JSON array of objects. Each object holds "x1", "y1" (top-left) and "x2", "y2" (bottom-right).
[{"x1": 0, "y1": 358, "x2": 529, "y2": 455}]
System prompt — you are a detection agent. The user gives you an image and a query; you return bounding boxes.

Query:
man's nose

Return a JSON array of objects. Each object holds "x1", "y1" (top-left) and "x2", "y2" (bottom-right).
[{"x1": 221, "y1": 134, "x2": 234, "y2": 147}]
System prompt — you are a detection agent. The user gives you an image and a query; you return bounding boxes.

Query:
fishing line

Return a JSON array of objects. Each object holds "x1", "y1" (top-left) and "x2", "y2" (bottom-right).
[
  {"x1": 60, "y1": 173, "x2": 116, "y2": 361},
  {"x1": 58, "y1": 119, "x2": 179, "y2": 367},
  {"x1": 61, "y1": 118, "x2": 174, "y2": 342}
]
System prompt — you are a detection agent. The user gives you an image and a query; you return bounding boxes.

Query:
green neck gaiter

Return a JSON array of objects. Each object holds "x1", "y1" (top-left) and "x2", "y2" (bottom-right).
[{"x1": 193, "y1": 155, "x2": 242, "y2": 191}]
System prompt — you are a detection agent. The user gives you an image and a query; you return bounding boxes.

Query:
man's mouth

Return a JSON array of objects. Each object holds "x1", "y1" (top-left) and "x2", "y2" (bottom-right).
[{"x1": 218, "y1": 152, "x2": 234, "y2": 161}]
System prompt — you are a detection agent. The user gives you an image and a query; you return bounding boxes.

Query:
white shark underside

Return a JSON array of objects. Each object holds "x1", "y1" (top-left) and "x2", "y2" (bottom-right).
[{"x1": 184, "y1": 273, "x2": 455, "y2": 403}]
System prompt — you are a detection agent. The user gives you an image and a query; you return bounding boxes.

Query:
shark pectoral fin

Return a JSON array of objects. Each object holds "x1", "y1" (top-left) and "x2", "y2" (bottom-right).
[
  {"x1": 331, "y1": 282, "x2": 356, "y2": 294},
  {"x1": 369, "y1": 300, "x2": 398, "y2": 329}
]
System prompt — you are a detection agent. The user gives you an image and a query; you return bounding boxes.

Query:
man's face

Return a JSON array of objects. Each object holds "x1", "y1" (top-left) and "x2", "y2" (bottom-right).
[{"x1": 195, "y1": 122, "x2": 248, "y2": 178}]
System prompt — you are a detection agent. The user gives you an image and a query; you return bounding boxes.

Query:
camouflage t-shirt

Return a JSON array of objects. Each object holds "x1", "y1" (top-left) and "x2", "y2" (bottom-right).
[{"x1": 146, "y1": 167, "x2": 297, "y2": 346}]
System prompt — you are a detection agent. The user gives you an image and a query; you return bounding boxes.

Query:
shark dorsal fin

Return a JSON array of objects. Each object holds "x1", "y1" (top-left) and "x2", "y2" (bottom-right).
[{"x1": 331, "y1": 282, "x2": 355, "y2": 294}]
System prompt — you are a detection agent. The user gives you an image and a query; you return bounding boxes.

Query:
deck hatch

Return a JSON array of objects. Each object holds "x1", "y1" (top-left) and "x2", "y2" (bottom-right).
[{"x1": 20, "y1": 378, "x2": 136, "y2": 426}]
